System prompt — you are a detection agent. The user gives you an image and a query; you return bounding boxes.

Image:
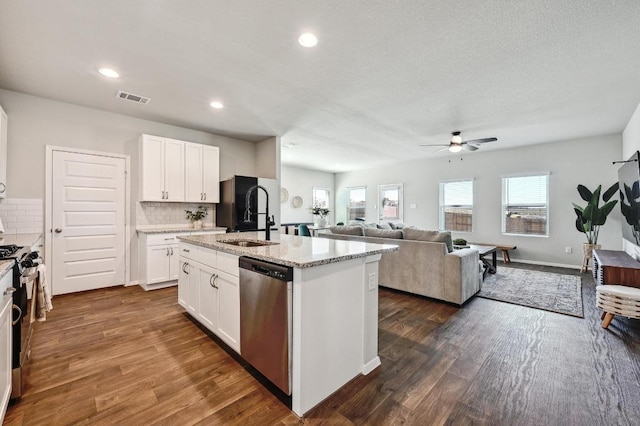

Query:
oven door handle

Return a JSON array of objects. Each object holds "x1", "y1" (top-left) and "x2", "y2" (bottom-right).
[{"x1": 12, "y1": 304, "x2": 22, "y2": 326}]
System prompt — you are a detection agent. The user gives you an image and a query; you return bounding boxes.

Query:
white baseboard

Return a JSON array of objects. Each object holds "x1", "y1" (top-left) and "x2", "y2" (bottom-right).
[
  {"x1": 508, "y1": 259, "x2": 582, "y2": 270},
  {"x1": 362, "y1": 356, "x2": 381, "y2": 375},
  {"x1": 125, "y1": 280, "x2": 139, "y2": 287}
]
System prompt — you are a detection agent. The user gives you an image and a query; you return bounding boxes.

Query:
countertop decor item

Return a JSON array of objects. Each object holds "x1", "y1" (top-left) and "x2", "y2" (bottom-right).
[
  {"x1": 185, "y1": 206, "x2": 209, "y2": 229},
  {"x1": 309, "y1": 204, "x2": 330, "y2": 227},
  {"x1": 291, "y1": 196, "x2": 303, "y2": 208},
  {"x1": 281, "y1": 187, "x2": 289, "y2": 204}
]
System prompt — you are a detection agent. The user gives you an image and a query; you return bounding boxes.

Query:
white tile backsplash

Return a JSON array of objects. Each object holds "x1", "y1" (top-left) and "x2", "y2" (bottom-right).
[
  {"x1": 136, "y1": 202, "x2": 216, "y2": 227},
  {"x1": 0, "y1": 198, "x2": 43, "y2": 234}
]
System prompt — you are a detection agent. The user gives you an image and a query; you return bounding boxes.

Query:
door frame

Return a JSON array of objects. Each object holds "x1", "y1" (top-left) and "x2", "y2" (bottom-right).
[{"x1": 44, "y1": 146, "x2": 131, "y2": 295}]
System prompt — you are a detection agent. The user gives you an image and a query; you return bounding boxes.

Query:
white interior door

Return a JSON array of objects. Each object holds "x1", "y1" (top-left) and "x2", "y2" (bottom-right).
[{"x1": 52, "y1": 151, "x2": 126, "y2": 295}]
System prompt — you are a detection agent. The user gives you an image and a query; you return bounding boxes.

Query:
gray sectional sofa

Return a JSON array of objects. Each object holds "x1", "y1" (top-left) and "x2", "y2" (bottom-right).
[{"x1": 319, "y1": 225, "x2": 482, "y2": 305}]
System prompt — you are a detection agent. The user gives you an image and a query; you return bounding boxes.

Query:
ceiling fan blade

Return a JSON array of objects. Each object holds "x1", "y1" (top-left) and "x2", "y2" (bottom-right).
[
  {"x1": 464, "y1": 137, "x2": 497, "y2": 144},
  {"x1": 419, "y1": 144, "x2": 449, "y2": 147},
  {"x1": 462, "y1": 144, "x2": 479, "y2": 151},
  {"x1": 436, "y1": 146, "x2": 450, "y2": 152}
]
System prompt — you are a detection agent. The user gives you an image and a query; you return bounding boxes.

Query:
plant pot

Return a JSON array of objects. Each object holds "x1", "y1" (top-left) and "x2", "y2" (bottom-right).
[
  {"x1": 581, "y1": 243, "x2": 601, "y2": 273},
  {"x1": 314, "y1": 217, "x2": 327, "y2": 227},
  {"x1": 192, "y1": 220, "x2": 203, "y2": 229}
]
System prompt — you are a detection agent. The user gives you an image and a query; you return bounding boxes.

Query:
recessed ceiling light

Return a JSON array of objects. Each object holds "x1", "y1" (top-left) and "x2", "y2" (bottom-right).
[
  {"x1": 210, "y1": 101, "x2": 224, "y2": 109},
  {"x1": 98, "y1": 68, "x2": 119, "y2": 78},
  {"x1": 298, "y1": 33, "x2": 318, "y2": 47}
]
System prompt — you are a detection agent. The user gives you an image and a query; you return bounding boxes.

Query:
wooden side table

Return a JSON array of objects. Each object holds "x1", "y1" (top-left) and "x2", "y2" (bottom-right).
[{"x1": 592, "y1": 249, "x2": 640, "y2": 289}]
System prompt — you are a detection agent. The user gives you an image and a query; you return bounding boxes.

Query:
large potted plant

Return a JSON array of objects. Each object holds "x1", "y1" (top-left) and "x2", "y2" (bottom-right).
[{"x1": 572, "y1": 183, "x2": 618, "y2": 272}]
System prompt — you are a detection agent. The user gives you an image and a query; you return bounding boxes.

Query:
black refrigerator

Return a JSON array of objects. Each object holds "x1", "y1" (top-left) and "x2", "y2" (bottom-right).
[{"x1": 216, "y1": 175, "x2": 279, "y2": 232}]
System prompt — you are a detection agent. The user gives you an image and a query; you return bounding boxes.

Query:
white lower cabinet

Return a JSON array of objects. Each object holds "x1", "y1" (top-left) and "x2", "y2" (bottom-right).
[
  {"x1": 139, "y1": 230, "x2": 225, "y2": 290},
  {"x1": 178, "y1": 243, "x2": 240, "y2": 353},
  {"x1": 0, "y1": 294, "x2": 11, "y2": 423},
  {"x1": 215, "y1": 270, "x2": 240, "y2": 350},
  {"x1": 197, "y1": 263, "x2": 217, "y2": 331}
]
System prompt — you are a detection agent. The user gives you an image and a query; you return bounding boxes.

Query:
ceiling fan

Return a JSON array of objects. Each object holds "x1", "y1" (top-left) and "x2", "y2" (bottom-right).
[{"x1": 420, "y1": 131, "x2": 497, "y2": 153}]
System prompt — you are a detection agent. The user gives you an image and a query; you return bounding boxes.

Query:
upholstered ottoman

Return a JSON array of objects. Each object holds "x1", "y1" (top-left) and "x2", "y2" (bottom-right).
[{"x1": 596, "y1": 285, "x2": 640, "y2": 329}]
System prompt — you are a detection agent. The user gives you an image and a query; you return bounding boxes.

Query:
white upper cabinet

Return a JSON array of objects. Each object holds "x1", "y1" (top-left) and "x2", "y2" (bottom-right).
[
  {"x1": 202, "y1": 145, "x2": 220, "y2": 203},
  {"x1": 140, "y1": 134, "x2": 219, "y2": 203},
  {"x1": 185, "y1": 142, "x2": 220, "y2": 203},
  {"x1": 163, "y1": 138, "x2": 185, "y2": 201},
  {"x1": 140, "y1": 134, "x2": 183, "y2": 201},
  {"x1": 0, "y1": 104, "x2": 8, "y2": 199}
]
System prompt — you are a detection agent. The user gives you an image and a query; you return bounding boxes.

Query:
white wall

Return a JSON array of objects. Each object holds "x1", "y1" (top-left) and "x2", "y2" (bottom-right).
[
  {"x1": 335, "y1": 134, "x2": 622, "y2": 268},
  {"x1": 0, "y1": 89, "x2": 262, "y2": 282},
  {"x1": 621, "y1": 100, "x2": 640, "y2": 258},
  {"x1": 281, "y1": 166, "x2": 335, "y2": 224}
]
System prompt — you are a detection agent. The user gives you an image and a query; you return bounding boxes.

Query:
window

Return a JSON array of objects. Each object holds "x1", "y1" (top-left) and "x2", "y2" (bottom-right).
[
  {"x1": 378, "y1": 183, "x2": 403, "y2": 223},
  {"x1": 440, "y1": 180, "x2": 473, "y2": 232},
  {"x1": 347, "y1": 186, "x2": 366, "y2": 222},
  {"x1": 502, "y1": 174, "x2": 549, "y2": 236},
  {"x1": 312, "y1": 187, "x2": 330, "y2": 209}
]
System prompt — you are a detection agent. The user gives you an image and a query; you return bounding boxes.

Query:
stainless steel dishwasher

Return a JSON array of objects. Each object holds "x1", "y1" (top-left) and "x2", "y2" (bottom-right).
[{"x1": 239, "y1": 257, "x2": 294, "y2": 395}]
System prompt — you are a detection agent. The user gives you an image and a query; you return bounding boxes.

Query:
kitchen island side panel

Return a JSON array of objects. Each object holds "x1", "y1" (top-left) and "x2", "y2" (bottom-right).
[{"x1": 291, "y1": 257, "x2": 372, "y2": 416}]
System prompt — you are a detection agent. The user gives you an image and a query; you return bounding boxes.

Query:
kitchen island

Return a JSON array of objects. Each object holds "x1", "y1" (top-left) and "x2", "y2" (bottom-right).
[{"x1": 177, "y1": 232, "x2": 398, "y2": 417}]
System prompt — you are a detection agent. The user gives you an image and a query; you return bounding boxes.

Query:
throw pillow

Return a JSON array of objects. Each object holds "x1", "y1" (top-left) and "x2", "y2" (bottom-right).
[
  {"x1": 329, "y1": 225, "x2": 364, "y2": 236},
  {"x1": 402, "y1": 228, "x2": 454, "y2": 252},
  {"x1": 377, "y1": 222, "x2": 392, "y2": 230},
  {"x1": 389, "y1": 222, "x2": 405, "y2": 229},
  {"x1": 363, "y1": 228, "x2": 403, "y2": 239}
]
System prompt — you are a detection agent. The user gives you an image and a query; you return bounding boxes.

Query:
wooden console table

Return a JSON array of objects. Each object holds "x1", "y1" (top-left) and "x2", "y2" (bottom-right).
[{"x1": 592, "y1": 249, "x2": 640, "y2": 289}]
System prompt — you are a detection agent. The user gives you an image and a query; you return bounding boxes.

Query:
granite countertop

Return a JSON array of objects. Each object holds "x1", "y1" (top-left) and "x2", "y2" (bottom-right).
[
  {"x1": 136, "y1": 226, "x2": 227, "y2": 234},
  {"x1": 0, "y1": 232, "x2": 43, "y2": 279},
  {"x1": 178, "y1": 232, "x2": 398, "y2": 269}
]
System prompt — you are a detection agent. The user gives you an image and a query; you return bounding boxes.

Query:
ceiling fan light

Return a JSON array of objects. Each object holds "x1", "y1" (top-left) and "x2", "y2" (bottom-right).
[
  {"x1": 449, "y1": 144, "x2": 462, "y2": 153},
  {"x1": 451, "y1": 135, "x2": 462, "y2": 144}
]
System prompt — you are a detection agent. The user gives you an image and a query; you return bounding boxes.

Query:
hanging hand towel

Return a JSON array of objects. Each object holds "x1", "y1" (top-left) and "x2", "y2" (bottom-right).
[{"x1": 35, "y1": 264, "x2": 52, "y2": 321}]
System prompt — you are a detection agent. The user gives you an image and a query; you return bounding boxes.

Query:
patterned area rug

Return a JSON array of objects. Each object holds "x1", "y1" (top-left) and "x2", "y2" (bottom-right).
[{"x1": 478, "y1": 267, "x2": 583, "y2": 318}]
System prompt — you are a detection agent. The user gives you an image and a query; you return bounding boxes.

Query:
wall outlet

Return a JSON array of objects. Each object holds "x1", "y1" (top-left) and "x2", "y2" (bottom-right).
[
  {"x1": 368, "y1": 272, "x2": 376, "y2": 291},
  {"x1": 410, "y1": 204, "x2": 417, "y2": 209},
  {"x1": 565, "y1": 246, "x2": 572, "y2": 254}
]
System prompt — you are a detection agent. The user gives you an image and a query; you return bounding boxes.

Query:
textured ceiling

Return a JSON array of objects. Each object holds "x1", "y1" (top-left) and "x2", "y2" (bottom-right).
[{"x1": 1, "y1": 1, "x2": 640, "y2": 172}]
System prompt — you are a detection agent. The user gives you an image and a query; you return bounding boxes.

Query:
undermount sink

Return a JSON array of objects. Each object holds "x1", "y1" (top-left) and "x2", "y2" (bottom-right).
[{"x1": 220, "y1": 239, "x2": 279, "y2": 248}]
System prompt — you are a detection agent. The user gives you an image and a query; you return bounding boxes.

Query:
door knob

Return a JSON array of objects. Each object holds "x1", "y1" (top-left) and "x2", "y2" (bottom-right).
[{"x1": 54, "y1": 228, "x2": 62, "y2": 233}]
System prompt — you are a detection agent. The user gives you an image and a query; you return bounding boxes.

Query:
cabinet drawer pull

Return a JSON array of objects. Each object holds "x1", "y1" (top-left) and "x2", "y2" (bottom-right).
[
  {"x1": 0, "y1": 182, "x2": 6, "y2": 193},
  {"x1": 182, "y1": 262, "x2": 189, "y2": 274},
  {"x1": 204, "y1": 192, "x2": 207, "y2": 200},
  {"x1": 170, "y1": 247, "x2": 174, "y2": 255},
  {"x1": 164, "y1": 237, "x2": 174, "y2": 241},
  {"x1": 166, "y1": 248, "x2": 170, "y2": 256},
  {"x1": 183, "y1": 249, "x2": 190, "y2": 253}
]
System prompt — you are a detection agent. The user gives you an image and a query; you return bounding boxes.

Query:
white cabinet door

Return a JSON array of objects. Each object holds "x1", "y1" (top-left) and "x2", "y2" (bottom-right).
[
  {"x1": 140, "y1": 134, "x2": 165, "y2": 201},
  {"x1": 216, "y1": 269, "x2": 240, "y2": 352},
  {"x1": 202, "y1": 145, "x2": 220, "y2": 203},
  {"x1": 0, "y1": 105, "x2": 7, "y2": 199},
  {"x1": 0, "y1": 295, "x2": 12, "y2": 422},
  {"x1": 185, "y1": 142, "x2": 203, "y2": 202},
  {"x1": 197, "y1": 263, "x2": 218, "y2": 332},
  {"x1": 178, "y1": 258, "x2": 189, "y2": 309},
  {"x1": 164, "y1": 138, "x2": 185, "y2": 202},
  {"x1": 169, "y1": 244, "x2": 179, "y2": 281},
  {"x1": 146, "y1": 245, "x2": 171, "y2": 284},
  {"x1": 178, "y1": 259, "x2": 198, "y2": 315}
]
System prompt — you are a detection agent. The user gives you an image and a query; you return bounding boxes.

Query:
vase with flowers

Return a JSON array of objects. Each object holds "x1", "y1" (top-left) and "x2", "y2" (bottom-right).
[
  {"x1": 308, "y1": 204, "x2": 330, "y2": 227},
  {"x1": 185, "y1": 206, "x2": 209, "y2": 229}
]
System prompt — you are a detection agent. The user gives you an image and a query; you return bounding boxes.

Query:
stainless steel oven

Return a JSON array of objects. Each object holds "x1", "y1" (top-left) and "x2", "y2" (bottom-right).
[{"x1": 0, "y1": 245, "x2": 41, "y2": 402}]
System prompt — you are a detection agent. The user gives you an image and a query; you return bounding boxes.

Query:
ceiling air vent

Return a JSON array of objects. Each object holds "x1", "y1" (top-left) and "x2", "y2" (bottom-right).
[{"x1": 116, "y1": 90, "x2": 150, "y2": 105}]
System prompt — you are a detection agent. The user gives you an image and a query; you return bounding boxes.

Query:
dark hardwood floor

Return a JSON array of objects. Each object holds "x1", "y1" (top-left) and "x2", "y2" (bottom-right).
[{"x1": 4, "y1": 265, "x2": 640, "y2": 425}]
